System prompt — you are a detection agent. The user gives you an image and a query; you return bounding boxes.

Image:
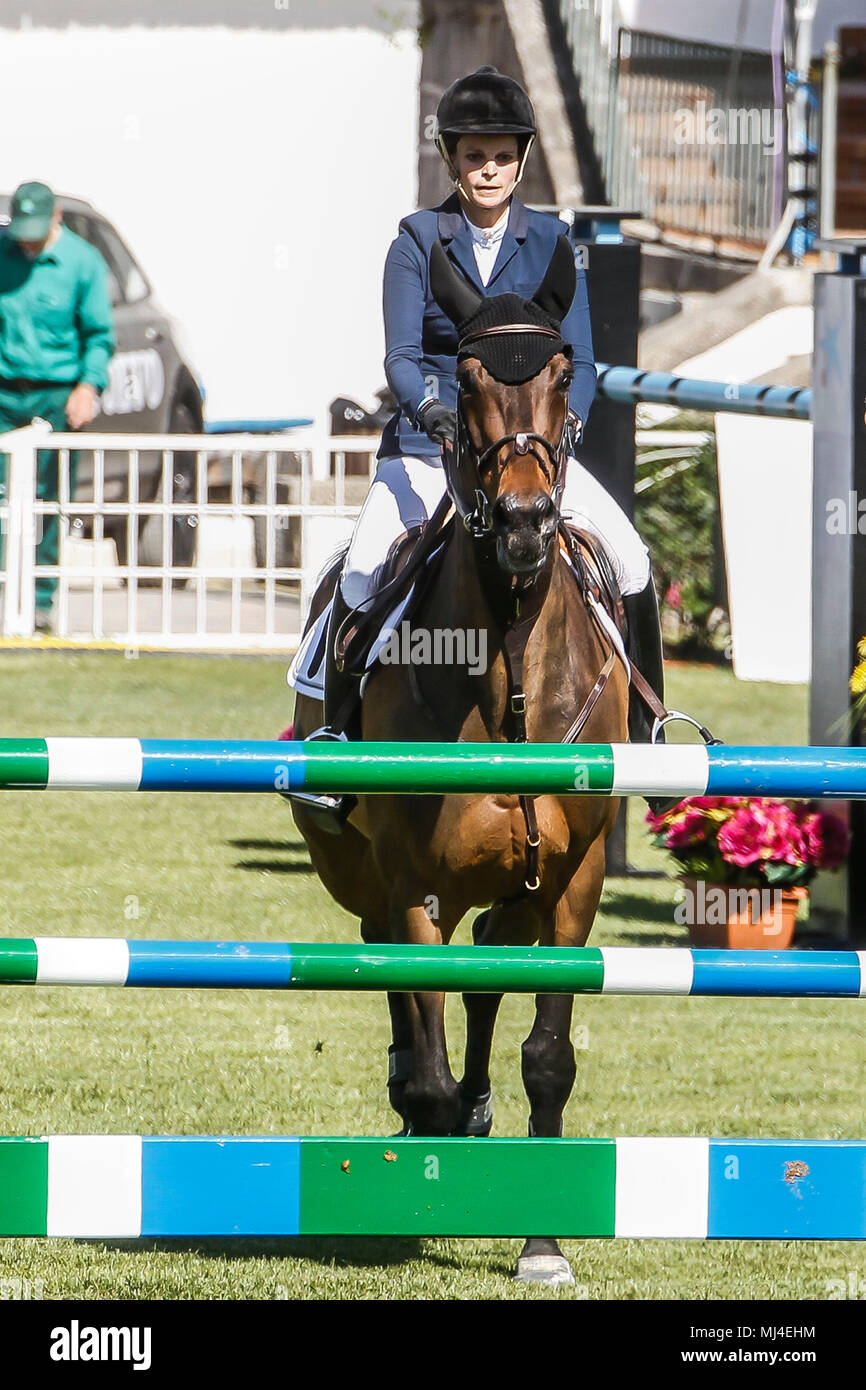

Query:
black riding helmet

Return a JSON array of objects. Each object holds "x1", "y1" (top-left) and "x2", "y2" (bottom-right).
[{"x1": 436, "y1": 66, "x2": 537, "y2": 186}]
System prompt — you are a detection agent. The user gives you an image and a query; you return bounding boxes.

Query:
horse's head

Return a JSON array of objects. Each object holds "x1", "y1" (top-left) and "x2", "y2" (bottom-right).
[{"x1": 430, "y1": 236, "x2": 576, "y2": 580}]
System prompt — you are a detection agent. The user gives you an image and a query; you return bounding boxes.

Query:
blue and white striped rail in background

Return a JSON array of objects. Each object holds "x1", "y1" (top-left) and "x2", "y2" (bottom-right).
[
  {"x1": 595, "y1": 362, "x2": 813, "y2": 420},
  {"x1": 2, "y1": 940, "x2": 866, "y2": 996},
  {"x1": 1, "y1": 738, "x2": 865, "y2": 797}
]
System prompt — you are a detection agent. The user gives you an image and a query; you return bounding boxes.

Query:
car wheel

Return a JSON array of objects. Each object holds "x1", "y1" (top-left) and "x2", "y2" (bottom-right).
[{"x1": 137, "y1": 401, "x2": 198, "y2": 588}]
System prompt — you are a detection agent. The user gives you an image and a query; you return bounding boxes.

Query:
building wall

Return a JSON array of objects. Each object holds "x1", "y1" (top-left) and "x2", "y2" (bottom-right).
[
  {"x1": 618, "y1": 0, "x2": 864, "y2": 54},
  {"x1": 0, "y1": 3, "x2": 420, "y2": 423}
]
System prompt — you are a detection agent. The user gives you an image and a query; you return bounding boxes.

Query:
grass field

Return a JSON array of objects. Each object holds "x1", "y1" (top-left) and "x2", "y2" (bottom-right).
[{"x1": 0, "y1": 651, "x2": 861, "y2": 1301}]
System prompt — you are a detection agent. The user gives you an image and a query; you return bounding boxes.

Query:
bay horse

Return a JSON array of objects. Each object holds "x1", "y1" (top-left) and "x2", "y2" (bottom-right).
[{"x1": 291, "y1": 236, "x2": 629, "y2": 1285}]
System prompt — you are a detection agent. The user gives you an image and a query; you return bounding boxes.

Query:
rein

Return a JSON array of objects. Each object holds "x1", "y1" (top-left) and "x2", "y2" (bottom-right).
[{"x1": 435, "y1": 325, "x2": 618, "y2": 893}]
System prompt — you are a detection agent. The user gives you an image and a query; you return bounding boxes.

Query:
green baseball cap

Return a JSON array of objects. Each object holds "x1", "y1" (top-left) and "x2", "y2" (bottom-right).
[{"x1": 8, "y1": 182, "x2": 55, "y2": 240}]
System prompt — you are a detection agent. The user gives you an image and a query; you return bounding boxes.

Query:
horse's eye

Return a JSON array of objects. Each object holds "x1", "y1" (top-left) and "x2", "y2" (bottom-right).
[
  {"x1": 458, "y1": 372, "x2": 476, "y2": 395},
  {"x1": 559, "y1": 370, "x2": 574, "y2": 392}
]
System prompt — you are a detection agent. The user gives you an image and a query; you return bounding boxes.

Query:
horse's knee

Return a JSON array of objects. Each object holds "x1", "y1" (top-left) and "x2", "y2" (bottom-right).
[{"x1": 521, "y1": 1025, "x2": 576, "y2": 1117}]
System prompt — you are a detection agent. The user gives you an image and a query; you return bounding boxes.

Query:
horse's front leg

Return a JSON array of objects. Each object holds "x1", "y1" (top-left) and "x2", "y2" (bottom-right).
[
  {"x1": 460, "y1": 899, "x2": 544, "y2": 1137},
  {"x1": 522, "y1": 992, "x2": 577, "y2": 1142},
  {"x1": 516, "y1": 990, "x2": 578, "y2": 1287},
  {"x1": 517, "y1": 831, "x2": 610, "y2": 1286},
  {"x1": 361, "y1": 915, "x2": 413, "y2": 1131},
  {"x1": 392, "y1": 899, "x2": 460, "y2": 1137}
]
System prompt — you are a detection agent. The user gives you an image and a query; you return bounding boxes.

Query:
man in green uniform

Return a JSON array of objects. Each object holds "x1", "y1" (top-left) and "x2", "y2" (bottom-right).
[{"x1": 0, "y1": 181, "x2": 114, "y2": 629}]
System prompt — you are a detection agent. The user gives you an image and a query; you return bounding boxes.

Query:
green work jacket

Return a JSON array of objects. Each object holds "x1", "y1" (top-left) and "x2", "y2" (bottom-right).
[{"x1": 0, "y1": 226, "x2": 115, "y2": 391}]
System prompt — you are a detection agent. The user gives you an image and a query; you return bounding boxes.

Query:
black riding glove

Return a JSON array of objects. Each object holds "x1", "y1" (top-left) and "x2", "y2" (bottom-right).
[{"x1": 417, "y1": 398, "x2": 457, "y2": 447}]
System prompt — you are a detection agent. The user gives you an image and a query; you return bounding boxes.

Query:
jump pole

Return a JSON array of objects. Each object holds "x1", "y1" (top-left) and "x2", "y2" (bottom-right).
[
  {"x1": 1, "y1": 739, "x2": 865, "y2": 798},
  {"x1": 3, "y1": 939, "x2": 866, "y2": 997},
  {"x1": 1, "y1": 1135, "x2": 863, "y2": 1239},
  {"x1": 595, "y1": 362, "x2": 812, "y2": 420}
]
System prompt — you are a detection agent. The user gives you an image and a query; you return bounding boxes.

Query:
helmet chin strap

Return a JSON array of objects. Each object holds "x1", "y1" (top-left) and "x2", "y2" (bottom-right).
[
  {"x1": 514, "y1": 134, "x2": 535, "y2": 184},
  {"x1": 452, "y1": 175, "x2": 474, "y2": 205}
]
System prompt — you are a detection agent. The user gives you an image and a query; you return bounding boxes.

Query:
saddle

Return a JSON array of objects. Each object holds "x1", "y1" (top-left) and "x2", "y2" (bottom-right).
[
  {"x1": 307, "y1": 504, "x2": 656, "y2": 890},
  {"x1": 315, "y1": 498, "x2": 628, "y2": 711},
  {"x1": 334, "y1": 492, "x2": 455, "y2": 680}
]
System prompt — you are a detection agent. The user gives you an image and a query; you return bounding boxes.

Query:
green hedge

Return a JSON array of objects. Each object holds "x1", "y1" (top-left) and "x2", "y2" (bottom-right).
[{"x1": 633, "y1": 417, "x2": 730, "y2": 660}]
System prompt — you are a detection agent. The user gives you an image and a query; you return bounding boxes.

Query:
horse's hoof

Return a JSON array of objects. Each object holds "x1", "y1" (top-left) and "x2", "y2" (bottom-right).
[{"x1": 514, "y1": 1255, "x2": 575, "y2": 1287}]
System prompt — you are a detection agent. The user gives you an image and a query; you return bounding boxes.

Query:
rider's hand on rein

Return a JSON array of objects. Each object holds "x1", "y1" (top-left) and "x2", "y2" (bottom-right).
[{"x1": 417, "y1": 398, "x2": 458, "y2": 446}]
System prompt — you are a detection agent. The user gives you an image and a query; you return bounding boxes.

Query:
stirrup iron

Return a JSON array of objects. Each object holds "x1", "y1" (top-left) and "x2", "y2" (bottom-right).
[
  {"x1": 650, "y1": 710, "x2": 723, "y2": 746},
  {"x1": 283, "y1": 726, "x2": 354, "y2": 831}
]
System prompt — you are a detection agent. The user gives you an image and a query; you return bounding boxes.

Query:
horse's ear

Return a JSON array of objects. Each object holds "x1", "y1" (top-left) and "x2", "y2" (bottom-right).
[
  {"x1": 430, "y1": 239, "x2": 483, "y2": 327},
  {"x1": 531, "y1": 235, "x2": 577, "y2": 323}
]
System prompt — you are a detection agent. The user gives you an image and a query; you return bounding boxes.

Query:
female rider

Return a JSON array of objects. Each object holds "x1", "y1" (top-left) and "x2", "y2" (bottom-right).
[{"x1": 291, "y1": 66, "x2": 664, "y2": 770}]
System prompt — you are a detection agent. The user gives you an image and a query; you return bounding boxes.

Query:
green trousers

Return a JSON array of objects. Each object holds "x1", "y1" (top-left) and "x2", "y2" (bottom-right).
[{"x1": 0, "y1": 383, "x2": 78, "y2": 611}]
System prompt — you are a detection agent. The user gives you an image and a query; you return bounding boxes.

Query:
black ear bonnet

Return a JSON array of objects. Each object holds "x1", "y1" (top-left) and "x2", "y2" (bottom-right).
[
  {"x1": 429, "y1": 233, "x2": 577, "y2": 386},
  {"x1": 456, "y1": 294, "x2": 571, "y2": 385}
]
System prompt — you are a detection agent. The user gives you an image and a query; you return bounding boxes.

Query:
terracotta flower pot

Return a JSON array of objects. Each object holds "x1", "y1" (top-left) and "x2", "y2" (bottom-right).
[{"x1": 679, "y1": 878, "x2": 807, "y2": 950}]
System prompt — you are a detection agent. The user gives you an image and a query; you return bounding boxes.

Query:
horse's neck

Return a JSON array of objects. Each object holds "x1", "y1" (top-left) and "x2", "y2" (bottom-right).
[{"x1": 423, "y1": 526, "x2": 606, "y2": 742}]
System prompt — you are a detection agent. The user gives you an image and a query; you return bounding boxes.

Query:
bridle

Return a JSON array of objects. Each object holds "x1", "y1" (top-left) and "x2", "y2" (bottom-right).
[
  {"x1": 406, "y1": 302, "x2": 699, "y2": 896},
  {"x1": 431, "y1": 320, "x2": 582, "y2": 894},
  {"x1": 445, "y1": 322, "x2": 571, "y2": 539}
]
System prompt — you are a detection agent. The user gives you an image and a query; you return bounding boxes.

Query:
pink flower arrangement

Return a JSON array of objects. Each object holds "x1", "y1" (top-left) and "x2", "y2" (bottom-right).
[{"x1": 646, "y1": 796, "x2": 849, "y2": 886}]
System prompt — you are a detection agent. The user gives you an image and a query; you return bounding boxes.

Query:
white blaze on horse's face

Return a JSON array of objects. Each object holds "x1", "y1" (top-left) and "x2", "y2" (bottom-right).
[{"x1": 459, "y1": 354, "x2": 571, "y2": 577}]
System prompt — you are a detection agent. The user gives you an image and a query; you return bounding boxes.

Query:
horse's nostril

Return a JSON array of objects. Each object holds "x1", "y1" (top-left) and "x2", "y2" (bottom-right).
[
  {"x1": 530, "y1": 493, "x2": 555, "y2": 525},
  {"x1": 492, "y1": 492, "x2": 555, "y2": 531}
]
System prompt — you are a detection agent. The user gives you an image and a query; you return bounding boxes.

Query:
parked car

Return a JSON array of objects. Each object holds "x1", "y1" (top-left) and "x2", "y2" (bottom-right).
[{"x1": 0, "y1": 192, "x2": 205, "y2": 575}]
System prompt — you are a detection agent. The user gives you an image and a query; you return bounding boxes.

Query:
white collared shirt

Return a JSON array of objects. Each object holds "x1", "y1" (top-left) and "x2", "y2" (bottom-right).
[{"x1": 463, "y1": 205, "x2": 510, "y2": 286}]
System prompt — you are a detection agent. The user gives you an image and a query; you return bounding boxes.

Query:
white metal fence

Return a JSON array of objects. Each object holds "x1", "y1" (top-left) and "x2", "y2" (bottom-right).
[{"x1": 0, "y1": 423, "x2": 380, "y2": 649}]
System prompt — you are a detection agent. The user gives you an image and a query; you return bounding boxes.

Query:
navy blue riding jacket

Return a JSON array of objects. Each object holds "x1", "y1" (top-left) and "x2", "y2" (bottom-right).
[{"x1": 379, "y1": 193, "x2": 596, "y2": 460}]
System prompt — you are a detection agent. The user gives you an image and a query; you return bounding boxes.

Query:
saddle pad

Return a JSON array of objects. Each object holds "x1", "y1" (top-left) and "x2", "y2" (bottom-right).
[
  {"x1": 286, "y1": 591, "x2": 416, "y2": 699},
  {"x1": 286, "y1": 607, "x2": 330, "y2": 698},
  {"x1": 288, "y1": 539, "x2": 630, "y2": 700}
]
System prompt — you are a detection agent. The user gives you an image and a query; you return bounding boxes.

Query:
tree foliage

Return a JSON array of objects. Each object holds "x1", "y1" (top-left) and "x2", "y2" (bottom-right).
[{"x1": 633, "y1": 417, "x2": 729, "y2": 658}]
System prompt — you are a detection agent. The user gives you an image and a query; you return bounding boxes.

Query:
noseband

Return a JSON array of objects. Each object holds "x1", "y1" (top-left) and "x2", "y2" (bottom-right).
[{"x1": 447, "y1": 322, "x2": 570, "y2": 539}]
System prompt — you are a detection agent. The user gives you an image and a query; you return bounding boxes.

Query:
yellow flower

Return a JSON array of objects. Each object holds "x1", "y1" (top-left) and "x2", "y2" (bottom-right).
[
  {"x1": 859, "y1": 635, "x2": 866, "y2": 659},
  {"x1": 851, "y1": 661, "x2": 866, "y2": 696}
]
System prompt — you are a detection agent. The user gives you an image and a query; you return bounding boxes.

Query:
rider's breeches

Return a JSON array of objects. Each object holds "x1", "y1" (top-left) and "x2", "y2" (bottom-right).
[{"x1": 340, "y1": 453, "x2": 652, "y2": 610}]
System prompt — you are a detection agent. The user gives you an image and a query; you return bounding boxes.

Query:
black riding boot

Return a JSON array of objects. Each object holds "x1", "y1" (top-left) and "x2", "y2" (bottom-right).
[
  {"x1": 322, "y1": 582, "x2": 363, "y2": 739},
  {"x1": 288, "y1": 583, "x2": 359, "y2": 833},
  {"x1": 623, "y1": 576, "x2": 677, "y2": 816}
]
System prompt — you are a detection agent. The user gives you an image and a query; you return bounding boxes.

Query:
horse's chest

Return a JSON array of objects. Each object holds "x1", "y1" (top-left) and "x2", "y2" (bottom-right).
[{"x1": 430, "y1": 793, "x2": 564, "y2": 877}]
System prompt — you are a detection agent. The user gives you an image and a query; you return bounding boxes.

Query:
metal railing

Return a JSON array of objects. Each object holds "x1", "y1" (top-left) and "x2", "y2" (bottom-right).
[
  {"x1": 615, "y1": 29, "x2": 778, "y2": 244},
  {"x1": 0, "y1": 425, "x2": 380, "y2": 649},
  {"x1": 557, "y1": 1, "x2": 820, "y2": 246}
]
